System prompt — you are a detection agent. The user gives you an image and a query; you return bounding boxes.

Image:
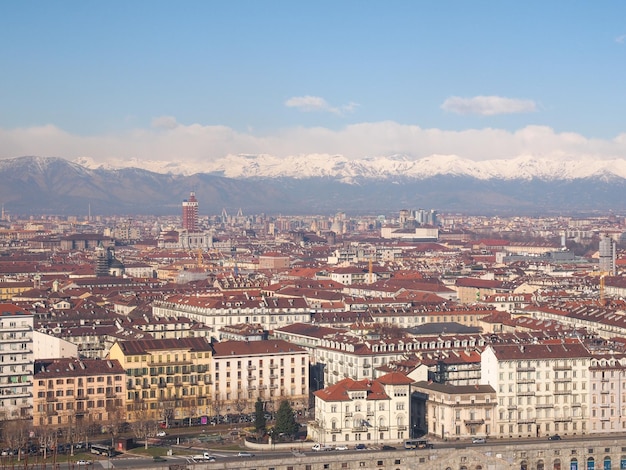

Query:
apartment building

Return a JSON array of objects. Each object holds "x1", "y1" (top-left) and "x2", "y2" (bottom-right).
[
  {"x1": 108, "y1": 337, "x2": 213, "y2": 423},
  {"x1": 481, "y1": 342, "x2": 591, "y2": 438},
  {"x1": 588, "y1": 354, "x2": 626, "y2": 434},
  {"x1": 152, "y1": 294, "x2": 311, "y2": 333},
  {"x1": 211, "y1": 339, "x2": 309, "y2": 415},
  {"x1": 308, "y1": 372, "x2": 413, "y2": 446},
  {"x1": 33, "y1": 358, "x2": 125, "y2": 428},
  {"x1": 0, "y1": 303, "x2": 34, "y2": 420},
  {"x1": 412, "y1": 381, "x2": 497, "y2": 439}
]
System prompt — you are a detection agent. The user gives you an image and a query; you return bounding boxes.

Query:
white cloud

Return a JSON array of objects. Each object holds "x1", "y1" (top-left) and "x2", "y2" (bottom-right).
[
  {"x1": 1, "y1": 121, "x2": 625, "y2": 171},
  {"x1": 616, "y1": 34, "x2": 626, "y2": 44},
  {"x1": 441, "y1": 95, "x2": 537, "y2": 115},
  {"x1": 285, "y1": 95, "x2": 358, "y2": 115},
  {"x1": 151, "y1": 116, "x2": 179, "y2": 129}
]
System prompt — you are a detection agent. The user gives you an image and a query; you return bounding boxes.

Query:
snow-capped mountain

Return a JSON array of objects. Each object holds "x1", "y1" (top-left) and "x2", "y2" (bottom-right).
[
  {"x1": 73, "y1": 154, "x2": 626, "y2": 182},
  {"x1": 2, "y1": 155, "x2": 626, "y2": 215}
]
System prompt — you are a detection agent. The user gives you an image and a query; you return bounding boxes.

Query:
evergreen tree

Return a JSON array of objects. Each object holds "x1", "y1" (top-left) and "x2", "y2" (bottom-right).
[
  {"x1": 254, "y1": 397, "x2": 266, "y2": 433},
  {"x1": 274, "y1": 400, "x2": 299, "y2": 437}
]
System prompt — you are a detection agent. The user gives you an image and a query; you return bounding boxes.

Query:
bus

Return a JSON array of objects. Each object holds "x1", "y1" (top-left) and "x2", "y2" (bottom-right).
[
  {"x1": 404, "y1": 439, "x2": 433, "y2": 450},
  {"x1": 90, "y1": 443, "x2": 112, "y2": 456}
]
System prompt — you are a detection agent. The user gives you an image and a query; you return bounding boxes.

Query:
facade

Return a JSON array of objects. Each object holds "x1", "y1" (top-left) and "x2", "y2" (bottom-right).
[
  {"x1": 211, "y1": 339, "x2": 309, "y2": 416},
  {"x1": 308, "y1": 372, "x2": 413, "y2": 446},
  {"x1": 33, "y1": 330, "x2": 79, "y2": 359},
  {"x1": 412, "y1": 381, "x2": 497, "y2": 439},
  {"x1": 152, "y1": 295, "x2": 312, "y2": 333},
  {"x1": 0, "y1": 303, "x2": 34, "y2": 420},
  {"x1": 481, "y1": 342, "x2": 591, "y2": 439},
  {"x1": 107, "y1": 337, "x2": 214, "y2": 424},
  {"x1": 588, "y1": 355, "x2": 626, "y2": 434},
  {"x1": 33, "y1": 358, "x2": 125, "y2": 428},
  {"x1": 182, "y1": 191, "x2": 199, "y2": 232}
]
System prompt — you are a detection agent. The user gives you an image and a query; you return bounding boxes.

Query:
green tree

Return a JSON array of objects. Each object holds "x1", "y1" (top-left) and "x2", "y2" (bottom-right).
[
  {"x1": 254, "y1": 397, "x2": 266, "y2": 433},
  {"x1": 274, "y1": 400, "x2": 299, "y2": 437}
]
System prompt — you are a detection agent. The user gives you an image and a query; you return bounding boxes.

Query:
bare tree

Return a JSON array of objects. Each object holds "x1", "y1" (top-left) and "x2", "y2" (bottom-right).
[
  {"x1": 106, "y1": 398, "x2": 127, "y2": 449},
  {"x1": 3, "y1": 419, "x2": 32, "y2": 461},
  {"x1": 130, "y1": 400, "x2": 158, "y2": 449},
  {"x1": 233, "y1": 390, "x2": 249, "y2": 417},
  {"x1": 212, "y1": 392, "x2": 224, "y2": 423},
  {"x1": 160, "y1": 399, "x2": 176, "y2": 429}
]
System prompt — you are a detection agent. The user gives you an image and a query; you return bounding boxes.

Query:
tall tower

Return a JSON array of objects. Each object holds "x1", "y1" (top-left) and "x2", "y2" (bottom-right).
[
  {"x1": 182, "y1": 191, "x2": 199, "y2": 232},
  {"x1": 599, "y1": 234, "x2": 616, "y2": 275}
]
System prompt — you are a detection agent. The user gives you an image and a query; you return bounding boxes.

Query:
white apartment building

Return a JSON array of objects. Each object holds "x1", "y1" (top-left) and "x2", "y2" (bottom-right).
[
  {"x1": 211, "y1": 339, "x2": 309, "y2": 415},
  {"x1": 0, "y1": 303, "x2": 34, "y2": 420},
  {"x1": 588, "y1": 354, "x2": 626, "y2": 434},
  {"x1": 308, "y1": 372, "x2": 413, "y2": 446},
  {"x1": 412, "y1": 381, "x2": 497, "y2": 440},
  {"x1": 481, "y1": 342, "x2": 591, "y2": 439},
  {"x1": 152, "y1": 295, "x2": 312, "y2": 333}
]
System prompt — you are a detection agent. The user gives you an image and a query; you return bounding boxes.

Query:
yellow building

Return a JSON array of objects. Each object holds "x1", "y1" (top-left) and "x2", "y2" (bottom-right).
[
  {"x1": 108, "y1": 337, "x2": 213, "y2": 425},
  {"x1": 33, "y1": 358, "x2": 126, "y2": 429}
]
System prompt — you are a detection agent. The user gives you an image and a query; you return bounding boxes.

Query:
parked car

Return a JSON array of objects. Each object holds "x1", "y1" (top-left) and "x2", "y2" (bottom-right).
[
  {"x1": 156, "y1": 431, "x2": 167, "y2": 437},
  {"x1": 237, "y1": 452, "x2": 255, "y2": 457},
  {"x1": 548, "y1": 434, "x2": 562, "y2": 441},
  {"x1": 76, "y1": 461, "x2": 92, "y2": 466},
  {"x1": 355, "y1": 443, "x2": 366, "y2": 450},
  {"x1": 382, "y1": 445, "x2": 396, "y2": 450},
  {"x1": 335, "y1": 445, "x2": 348, "y2": 451},
  {"x1": 471, "y1": 437, "x2": 486, "y2": 444}
]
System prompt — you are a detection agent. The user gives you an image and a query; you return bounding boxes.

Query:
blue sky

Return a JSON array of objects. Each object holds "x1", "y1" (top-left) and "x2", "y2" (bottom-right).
[{"x1": 1, "y1": 1, "x2": 626, "y2": 167}]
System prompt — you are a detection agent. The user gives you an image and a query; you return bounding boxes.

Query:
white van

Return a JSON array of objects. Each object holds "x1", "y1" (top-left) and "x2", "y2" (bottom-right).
[{"x1": 312, "y1": 443, "x2": 334, "y2": 451}]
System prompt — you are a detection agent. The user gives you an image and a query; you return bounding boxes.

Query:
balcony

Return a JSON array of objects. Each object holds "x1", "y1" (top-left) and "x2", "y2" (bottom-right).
[
  {"x1": 554, "y1": 378, "x2": 572, "y2": 383},
  {"x1": 270, "y1": 374, "x2": 278, "y2": 380},
  {"x1": 329, "y1": 428, "x2": 342, "y2": 434},
  {"x1": 366, "y1": 411, "x2": 374, "y2": 417},
  {"x1": 518, "y1": 419, "x2": 536, "y2": 425},
  {"x1": 553, "y1": 365, "x2": 572, "y2": 371},
  {"x1": 270, "y1": 384, "x2": 278, "y2": 389},
  {"x1": 554, "y1": 417, "x2": 572, "y2": 423},
  {"x1": 378, "y1": 426, "x2": 389, "y2": 431},
  {"x1": 464, "y1": 419, "x2": 485, "y2": 426},
  {"x1": 397, "y1": 425, "x2": 407, "y2": 431},
  {"x1": 352, "y1": 426, "x2": 367, "y2": 432},
  {"x1": 247, "y1": 365, "x2": 256, "y2": 371},
  {"x1": 248, "y1": 385, "x2": 256, "y2": 390},
  {"x1": 517, "y1": 367, "x2": 536, "y2": 373},
  {"x1": 345, "y1": 412, "x2": 353, "y2": 417},
  {"x1": 269, "y1": 364, "x2": 278, "y2": 369},
  {"x1": 247, "y1": 376, "x2": 257, "y2": 381},
  {"x1": 535, "y1": 403, "x2": 552, "y2": 409}
]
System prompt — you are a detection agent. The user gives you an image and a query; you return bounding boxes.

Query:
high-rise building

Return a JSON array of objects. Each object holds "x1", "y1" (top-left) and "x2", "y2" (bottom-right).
[
  {"x1": 599, "y1": 234, "x2": 617, "y2": 275},
  {"x1": 182, "y1": 191, "x2": 198, "y2": 232},
  {"x1": 0, "y1": 304, "x2": 34, "y2": 420}
]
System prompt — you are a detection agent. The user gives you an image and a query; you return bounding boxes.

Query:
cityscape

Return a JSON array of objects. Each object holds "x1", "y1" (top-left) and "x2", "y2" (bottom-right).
[
  {"x1": 3, "y1": 1, "x2": 626, "y2": 469},
  {"x1": 2, "y1": 192, "x2": 626, "y2": 468}
]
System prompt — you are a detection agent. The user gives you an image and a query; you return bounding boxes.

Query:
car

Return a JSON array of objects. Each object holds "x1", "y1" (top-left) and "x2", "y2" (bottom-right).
[
  {"x1": 382, "y1": 445, "x2": 396, "y2": 451},
  {"x1": 156, "y1": 431, "x2": 167, "y2": 437},
  {"x1": 153, "y1": 456, "x2": 167, "y2": 462},
  {"x1": 76, "y1": 461, "x2": 92, "y2": 466},
  {"x1": 548, "y1": 434, "x2": 562, "y2": 441},
  {"x1": 471, "y1": 437, "x2": 486, "y2": 444},
  {"x1": 335, "y1": 445, "x2": 348, "y2": 451},
  {"x1": 355, "y1": 443, "x2": 366, "y2": 450},
  {"x1": 237, "y1": 452, "x2": 255, "y2": 457}
]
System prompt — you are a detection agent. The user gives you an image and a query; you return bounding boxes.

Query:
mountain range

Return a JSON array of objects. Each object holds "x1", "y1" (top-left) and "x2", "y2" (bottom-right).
[{"x1": 1, "y1": 155, "x2": 626, "y2": 216}]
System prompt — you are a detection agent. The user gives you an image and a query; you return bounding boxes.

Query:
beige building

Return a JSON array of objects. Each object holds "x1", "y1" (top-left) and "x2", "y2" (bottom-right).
[
  {"x1": 211, "y1": 339, "x2": 309, "y2": 415},
  {"x1": 481, "y1": 342, "x2": 591, "y2": 439},
  {"x1": 33, "y1": 358, "x2": 125, "y2": 428},
  {"x1": 108, "y1": 337, "x2": 213, "y2": 424},
  {"x1": 412, "y1": 381, "x2": 497, "y2": 440}
]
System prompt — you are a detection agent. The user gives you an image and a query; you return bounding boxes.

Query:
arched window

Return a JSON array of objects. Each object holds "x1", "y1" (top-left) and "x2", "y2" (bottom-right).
[
  {"x1": 537, "y1": 460, "x2": 544, "y2": 470},
  {"x1": 603, "y1": 456, "x2": 611, "y2": 470},
  {"x1": 570, "y1": 458, "x2": 578, "y2": 470},
  {"x1": 520, "y1": 460, "x2": 528, "y2": 470},
  {"x1": 553, "y1": 458, "x2": 561, "y2": 470},
  {"x1": 586, "y1": 456, "x2": 594, "y2": 470}
]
